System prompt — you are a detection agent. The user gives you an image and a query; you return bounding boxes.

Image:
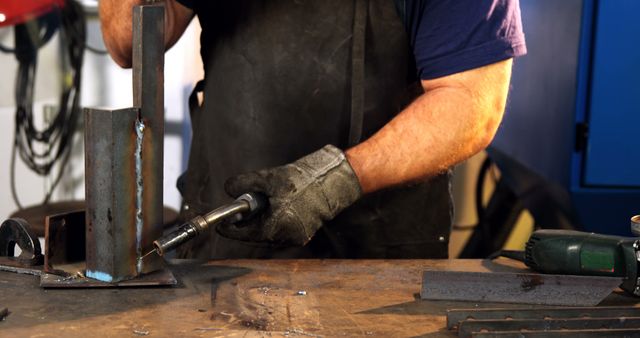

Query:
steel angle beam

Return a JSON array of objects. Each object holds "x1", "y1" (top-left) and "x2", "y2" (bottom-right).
[
  {"x1": 447, "y1": 306, "x2": 640, "y2": 330},
  {"x1": 85, "y1": 108, "x2": 140, "y2": 282},
  {"x1": 44, "y1": 210, "x2": 86, "y2": 274},
  {"x1": 131, "y1": 4, "x2": 164, "y2": 275},
  {"x1": 459, "y1": 317, "x2": 640, "y2": 338},
  {"x1": 421, "y1": 271, "x2": 621, "y2": 306},
  {"x1": 471, "y1": 328, "x2": 640, "y2": 337}
]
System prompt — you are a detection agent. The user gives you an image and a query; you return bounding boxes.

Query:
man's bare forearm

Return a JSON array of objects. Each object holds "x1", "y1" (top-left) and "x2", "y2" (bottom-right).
[
  {"x1": 346, "y1": 59, "x2": 513, "y2": 194},
  {"x1": 99, "y1": 0, "x2": 194, "y2": 68}
]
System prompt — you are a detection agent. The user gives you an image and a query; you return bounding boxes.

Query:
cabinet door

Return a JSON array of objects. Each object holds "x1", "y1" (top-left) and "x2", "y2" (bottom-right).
[{"x1": 584, "y1": 0, "x2": 640, "y2": 187}]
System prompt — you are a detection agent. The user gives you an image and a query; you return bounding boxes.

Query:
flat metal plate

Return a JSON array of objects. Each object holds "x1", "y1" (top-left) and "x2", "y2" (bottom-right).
[
  {"x1": 459, "y1": 317, "x2": 640, "y2": 338},
  {"x1": 421, "y1": 270, "x2": 622, "y2": 306},
  {"x1": 447, "y1": 306, "x2": 640, "y2": 330},
  {"x1": 471, "y1": 328, "x2": 640, "y2": 337},
  {"x1": 40, "y1": 267, "x2": 176, "y2": 288},
  {"x1": 0, "y1": 259, "x2": 42, "y2": 276}
]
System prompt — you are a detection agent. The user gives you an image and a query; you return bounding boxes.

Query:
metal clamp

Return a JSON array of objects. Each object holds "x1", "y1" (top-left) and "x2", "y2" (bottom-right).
[{"x1": 0, "y1": 218, "x2": 44, "y2": 266}]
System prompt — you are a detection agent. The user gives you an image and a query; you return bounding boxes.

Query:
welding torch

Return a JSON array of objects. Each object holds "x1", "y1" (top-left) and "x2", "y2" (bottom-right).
[{"x1": 142, "y1": 192, "x2": 268, "y2": 258}]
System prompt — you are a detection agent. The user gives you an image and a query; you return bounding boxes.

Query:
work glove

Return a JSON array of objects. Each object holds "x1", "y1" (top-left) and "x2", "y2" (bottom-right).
[{"x1": 217, "y1": 145, "x2": 362, "y2": 246}]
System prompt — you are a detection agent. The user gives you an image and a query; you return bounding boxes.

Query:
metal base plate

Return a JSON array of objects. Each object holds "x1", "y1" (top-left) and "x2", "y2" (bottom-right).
[{"x1": 40, "y1": 267, "x2": 176, "y2": 288}]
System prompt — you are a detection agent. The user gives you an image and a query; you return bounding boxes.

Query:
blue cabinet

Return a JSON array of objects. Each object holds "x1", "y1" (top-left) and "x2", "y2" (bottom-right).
[
  {"x1": 492, "y1": 0, "x2": 640, "y2": 235},
  {"x1": 584, "y1": 0, "x2": 640, "y2": 187}
]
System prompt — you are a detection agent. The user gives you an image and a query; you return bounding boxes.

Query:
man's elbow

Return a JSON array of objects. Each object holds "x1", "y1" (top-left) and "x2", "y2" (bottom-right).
[
  {"x1": 107, "y1": 45, "x2": 133, "y2": 68},
  {"x1": 101, "y1": 25, "x2": 133, "y2": 68},
  {"x1": 472, "y1": 95, "x2": 507, "y2": 153},
  {"x1": 99, "y1": 2, "x2": 133, "y2": 68}
]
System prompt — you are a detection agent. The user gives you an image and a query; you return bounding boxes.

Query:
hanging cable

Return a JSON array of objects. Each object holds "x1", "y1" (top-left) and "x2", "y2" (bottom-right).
[{"x1": 11, "y1": 0, "x2": 85, "y2": 208}]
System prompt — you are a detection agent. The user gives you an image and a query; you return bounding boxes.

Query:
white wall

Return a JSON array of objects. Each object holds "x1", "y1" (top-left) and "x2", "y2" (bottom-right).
[{"x1": 0, "y1": 12, "x2": 202, "y2": 220}]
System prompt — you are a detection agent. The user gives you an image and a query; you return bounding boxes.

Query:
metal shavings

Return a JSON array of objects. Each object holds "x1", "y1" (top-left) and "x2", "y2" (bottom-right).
[
  {"x1": 284, "y1": 328, "x2": 322, "y2": 337},
  {"x1": 259, "y1": 286, "x2": 271, "y2": 295},
  {"x1": 296, "y1": 290, "x2": 307, "y2": 296},
  {"x1": 133, "y1": 329, "x2": 149, "y2": 336}
]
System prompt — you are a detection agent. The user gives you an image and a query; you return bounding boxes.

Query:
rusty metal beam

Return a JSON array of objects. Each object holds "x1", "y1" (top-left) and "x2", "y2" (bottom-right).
[
  {"x1": 84, "y1": 108, "x2": 139, "y2": 282},
  {"x1": 132, "y1": 4, "x2": 164, "y2": 275}
]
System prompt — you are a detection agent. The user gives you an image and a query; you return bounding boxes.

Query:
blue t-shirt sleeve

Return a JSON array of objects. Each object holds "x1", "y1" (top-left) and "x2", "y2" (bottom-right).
[
  {"x1": 404, "y1": 0, "x2": 527, "y2": 80},
  {"x1": 175, "y1": 0, "x2": 194, "y2": 9}
]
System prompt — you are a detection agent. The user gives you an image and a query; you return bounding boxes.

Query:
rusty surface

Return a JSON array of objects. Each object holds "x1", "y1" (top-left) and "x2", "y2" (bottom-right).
[
  {"x1": 1, "y1": 259, "x2": 639, "y2": 337},
  {"x1": 132, "y1": 4, "x2": 165, "y2": 275},
  {"x1": 84, "y1": 107, "x2": 139, "y2": 282},
  {"x1": 421, "y1": 270, "x2": 622, "y2": 306},
  {"x1": 44, "y1": 210, "x2": 85, "y2": 274}
]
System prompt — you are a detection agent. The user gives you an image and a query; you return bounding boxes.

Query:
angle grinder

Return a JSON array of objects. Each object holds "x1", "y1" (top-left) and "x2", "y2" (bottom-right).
[
  {"x1": 495, "y1": 215, "x2": 640, "y2": 296},
  {"x1": 140, "y1": 192, "x2": 268, "y2": 260}
]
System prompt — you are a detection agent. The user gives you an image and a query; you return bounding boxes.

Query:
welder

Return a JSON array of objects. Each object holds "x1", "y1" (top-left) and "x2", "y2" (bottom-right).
[{"x1": 99, "y1": 0, "x2": 526, "y2": 259}]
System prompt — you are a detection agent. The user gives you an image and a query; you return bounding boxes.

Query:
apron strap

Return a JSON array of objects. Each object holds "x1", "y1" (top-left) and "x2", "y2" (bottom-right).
[{"x1": 348, "y1": 0, "x2": 368, "y2": 147}]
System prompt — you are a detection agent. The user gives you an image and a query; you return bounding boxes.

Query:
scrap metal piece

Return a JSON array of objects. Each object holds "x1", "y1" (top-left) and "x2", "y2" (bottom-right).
[
  {"x1": 0, "y1": 218, "x2": 43, "y2": 267},
  {"x1": 421, "y1": 270, "x2": 621, "y2": 306},
  {"x1": 132, "y1": 4, "x2": 164, "y2": 275},
  {"x1": 459, "y1": 317, "x2": 640, "y2": 338},
  {"x1": 44, "y1": 210, "x2": 85, "y2": 274},
  {"x1": 84, "y1": 107, "x2": 140, "y2": 282},
  {"x1": 447, "y1": 306, "x2": 640, "y2": 330}
]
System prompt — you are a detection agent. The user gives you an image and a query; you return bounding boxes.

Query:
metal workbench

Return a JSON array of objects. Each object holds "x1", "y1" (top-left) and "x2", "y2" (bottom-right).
[{"x1": 1, "y1": 259, "x2": 637, "y2": 337}]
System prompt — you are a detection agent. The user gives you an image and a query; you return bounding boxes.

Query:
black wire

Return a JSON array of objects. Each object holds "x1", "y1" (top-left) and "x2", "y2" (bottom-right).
[
  {"x1": 84, "y1": 43, "x2": 108, "y2": 55},
  {"x1": 10, "y1": 0, "x2": 85, "y2": 207},
  {"x1": 0, "y1": 43, "x2": 15, "y2": 53}
]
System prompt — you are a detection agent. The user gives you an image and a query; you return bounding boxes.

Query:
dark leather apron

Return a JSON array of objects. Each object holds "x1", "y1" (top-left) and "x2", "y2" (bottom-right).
[{"x1": 178, "y1": 0, "x2": 452, "y2": 259}]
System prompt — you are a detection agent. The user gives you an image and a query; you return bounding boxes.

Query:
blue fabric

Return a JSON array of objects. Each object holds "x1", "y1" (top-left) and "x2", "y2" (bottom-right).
[
  {"x1": 403, "y1": 0, "x2": 526, "y2": 79},
  {"x1": 175, "y1": 0, "x2": 527, "y2": 80}
]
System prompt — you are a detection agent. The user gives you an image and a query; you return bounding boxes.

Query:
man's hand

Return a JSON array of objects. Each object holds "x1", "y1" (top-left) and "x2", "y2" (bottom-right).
[
  {"x1": 99, "y1": 0, "x2": 193, "y2": 68},
  {"x1": 217, "y1": 145, "x2": 362, "y2": 246}
]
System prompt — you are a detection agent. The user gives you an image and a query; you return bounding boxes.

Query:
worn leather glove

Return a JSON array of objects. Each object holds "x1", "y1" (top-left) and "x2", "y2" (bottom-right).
[{"x1": 217, "y1": 145, "x2": 362, "y2": 246}]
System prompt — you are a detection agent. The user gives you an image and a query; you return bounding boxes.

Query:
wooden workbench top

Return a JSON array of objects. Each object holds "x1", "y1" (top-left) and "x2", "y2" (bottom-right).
[{"x1": 0, "y1": 259, "x2": 636, "y2": 337}]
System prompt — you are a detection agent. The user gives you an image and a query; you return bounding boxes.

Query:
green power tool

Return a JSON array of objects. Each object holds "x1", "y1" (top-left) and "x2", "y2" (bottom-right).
[{"x1": 496, "y1": 215, "x2": 640, "y2": 296}]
